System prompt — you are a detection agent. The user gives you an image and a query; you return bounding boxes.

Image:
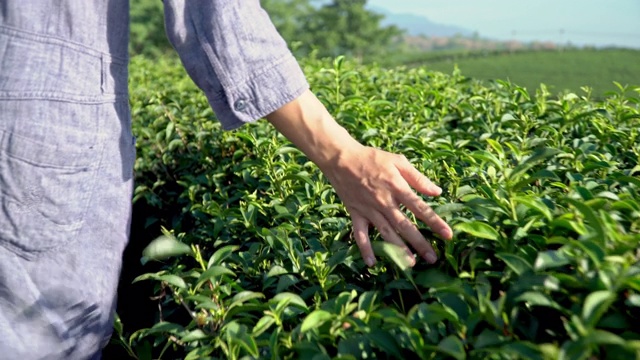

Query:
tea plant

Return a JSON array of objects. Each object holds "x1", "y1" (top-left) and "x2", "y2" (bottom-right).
[{"x1": 113, "y1": 55, "x2": 640, "y2": 360}]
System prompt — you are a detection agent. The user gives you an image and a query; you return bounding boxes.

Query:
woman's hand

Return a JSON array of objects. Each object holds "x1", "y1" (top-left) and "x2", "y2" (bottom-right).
[{"x1": 267, "y1": 89, "x2": 452, "y2": 267}]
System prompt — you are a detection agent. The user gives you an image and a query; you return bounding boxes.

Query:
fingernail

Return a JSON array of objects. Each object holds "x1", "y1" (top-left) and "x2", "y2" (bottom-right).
[
  {"x1": 431, "y1": 184, "x2": 442, "y2": 194},
  {"x1": 365, "y1": 257, "x2": 376, "y2": 267},
  {"x1": 424, "y1": 251, "x2": 438, "y2": 264},
  {"x1": 405, "y1": 254, "x2": 416, "y2": 267}
]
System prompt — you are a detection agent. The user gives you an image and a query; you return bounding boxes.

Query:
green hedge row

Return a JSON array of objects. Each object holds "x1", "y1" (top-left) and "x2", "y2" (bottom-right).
[{"x1": 113, "y1": 55, "x2": 640, "y2": 360}]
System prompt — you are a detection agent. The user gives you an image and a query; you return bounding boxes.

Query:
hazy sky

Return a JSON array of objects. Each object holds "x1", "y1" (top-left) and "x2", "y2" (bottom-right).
[{"x1": 367, "y1": 0, "x2": 640, "y2": 48}]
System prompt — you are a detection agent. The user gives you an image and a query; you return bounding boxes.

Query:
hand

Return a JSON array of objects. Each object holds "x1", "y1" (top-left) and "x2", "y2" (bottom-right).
[
  {"x1": 321, "y1": 145, "x2": 453, "y2": 267},
  {"x1": 265, "y1": 90, "x2": 452, "y2": 267}
]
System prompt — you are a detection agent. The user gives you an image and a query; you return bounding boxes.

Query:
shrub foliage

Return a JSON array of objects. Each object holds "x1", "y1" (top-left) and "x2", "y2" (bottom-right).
[{"x1": 114, "y1": 55, "x2": 640, "y2": 360}]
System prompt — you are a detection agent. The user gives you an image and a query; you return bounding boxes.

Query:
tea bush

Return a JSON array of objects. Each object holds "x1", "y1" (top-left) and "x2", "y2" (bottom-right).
[{"x1": 114, "y1": 55, "x2": 640, "y2": 360}]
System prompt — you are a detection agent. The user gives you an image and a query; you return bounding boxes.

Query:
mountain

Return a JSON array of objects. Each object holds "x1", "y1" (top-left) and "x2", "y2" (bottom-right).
[{"x1": 370, "y1": 6, "x2": 474, "y2": 38}]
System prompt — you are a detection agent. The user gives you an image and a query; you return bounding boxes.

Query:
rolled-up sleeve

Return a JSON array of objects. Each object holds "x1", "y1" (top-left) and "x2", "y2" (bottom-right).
[{"x1": 163, "y1": 0, "x2": 309, "y2": 130}]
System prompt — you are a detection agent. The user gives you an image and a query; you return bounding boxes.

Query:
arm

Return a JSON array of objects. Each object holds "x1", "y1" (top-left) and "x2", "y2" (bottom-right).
[
  {"x1": 266, "y1": 90, "x2": 452, "y2": 266},
  {"x1": 163, "y1": 0, "x2": 452, "y2": 266}
]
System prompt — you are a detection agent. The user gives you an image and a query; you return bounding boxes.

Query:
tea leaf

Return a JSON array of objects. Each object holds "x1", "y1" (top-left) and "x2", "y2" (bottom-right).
[
  {"x1": 582, "y1": 290, "x2": 615, "y2": 327},
  {"x1": 372, "y1": 242, "x2": 413, "y2": 272},
  {"x1": 300, "y1": 310, "x2": 333, "y2": 333},
  {"x1": 509, "y1": 148, "x2": 561, "y2": 185},
  {"x1": 181, "y1": 329, "x2": 208, "y2": 343},
  {"x1": 157, "y1": 274, "x2": 187, "y2": 289},
  {"x1": 514, "y1": 196, "x2": 553, "y2": 221},
  {"x1": 534, "y1": 249, "x2": 571, "y2": 271},
  {"x1": 564, "y1": 197, "x2": 605, "y2": 241},
  {"x1": 437, "y1": 335, "x2": 466, "y2": 360},
  {"x1": 225, "y1": 322, "x2": 259, "y2": 357},
  {"x1": 230, "y1": 291, "x2": 265, "y2": 307},
  {"x1": 454, "y1": 221, "x2": 499, "y2": 240},
  {"x1": 515, "y1": 291, "x2": 562, "y2": 310},
  {"x1": 499, "y1": 341, "x2": 544, "y2": 360},
  {"x1": 368, "y1": 329, "x2": 403, "y2": 357},
  {"x1": 496, "y1": 253, "x2": 533, "y2": 275},
  {"x1": 196, "y1": 266, "x2": 235, "y2": 287},
  {"x1": 140, "y1": 233, "x2": 193, "y2": 264},
  {"x1": 207, "y1": 245, "x2": 240, "y2": 267},
  {"x1": 583, "y1": 330, "x2": 625, "y2": 345},
  {"x1": 252, "y1": 315, "x2": 275, "y2": 337},
  {"x1": 271, "y1": 292, "x2": 308, "y2": 310}
]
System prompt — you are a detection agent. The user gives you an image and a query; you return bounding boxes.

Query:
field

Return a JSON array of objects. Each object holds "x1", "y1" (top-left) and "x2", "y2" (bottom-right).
[
  {"x1": 107, "y1": 55, "x2": 640, "y2": 359},
  {"x1": 384, "y1": 49, "x2": 640, "y2": 99}
]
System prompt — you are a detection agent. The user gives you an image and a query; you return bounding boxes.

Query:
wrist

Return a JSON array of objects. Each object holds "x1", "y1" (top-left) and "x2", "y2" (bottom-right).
[{"x1": 266, "y1": 90, "x2": 363, "y2": 171}]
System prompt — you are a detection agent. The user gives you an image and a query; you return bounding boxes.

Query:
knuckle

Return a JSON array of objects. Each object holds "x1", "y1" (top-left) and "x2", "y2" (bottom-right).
[
  {"x1": 414, "y1": 201, "x2": 431, "y2": 214},
  {"x1": 389, "y1": 182, "x2": 406, "y2": 195},
  {"x1": 378, "y1": 225, "x2": 395, "y2": 238},
  {"x1": 395, "y1": 218, "x2": 415, "y2": 233},
  {"x1": 395, "y1": 154, "x2": 408, "y2": 163},
  {"x1": 353, "y1": 231, "x2": 367, "y2": 244}
]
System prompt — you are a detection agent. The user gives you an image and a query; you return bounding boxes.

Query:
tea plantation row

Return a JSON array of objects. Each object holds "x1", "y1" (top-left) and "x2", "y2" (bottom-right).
[{"x1": 112, "y1": 55, "x2": 640, "y2": 360}]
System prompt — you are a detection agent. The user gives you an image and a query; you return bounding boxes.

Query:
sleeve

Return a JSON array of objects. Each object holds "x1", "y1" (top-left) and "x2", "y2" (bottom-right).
[{"x1": 162, "y1": 0, "x2": 310, "y2": 130}]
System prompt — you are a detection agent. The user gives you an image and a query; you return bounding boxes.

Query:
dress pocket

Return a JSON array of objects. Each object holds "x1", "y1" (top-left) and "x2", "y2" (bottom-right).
[{"x1": 0, "y1": 129, "x2": 98, "y2": 258}]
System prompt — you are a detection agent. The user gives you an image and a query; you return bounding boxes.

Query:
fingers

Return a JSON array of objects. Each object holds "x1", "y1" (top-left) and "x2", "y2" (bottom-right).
[
  {"x1": 383, "y1": 207, "x2": 438, "y2": 264},
  {"x1": 399, "y1": 190, "x2": 453, "y2": 240},
  {"x1": 352, "y1": 215, "x2": 375, "y2": 267},
  {"x1": 393, "y1": 155, "x2": 453, "y2": 240},
  {"x1": 395, "y1": 155, "x2": 442, "y2": 196},
  {"x1": 367, "y1": 211, "x2": 416, "y2": 267}
]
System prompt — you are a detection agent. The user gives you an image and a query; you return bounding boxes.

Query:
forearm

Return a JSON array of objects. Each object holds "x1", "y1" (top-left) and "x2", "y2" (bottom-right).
[
  {"x1": 265, "y1": 89, "x2": 363, "y2": 171},
  {"x1": 266, "y1": 89, "x2": 450, "y2": 266}
]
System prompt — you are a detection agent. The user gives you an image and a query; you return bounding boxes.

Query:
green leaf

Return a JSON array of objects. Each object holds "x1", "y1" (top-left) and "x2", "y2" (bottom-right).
[
  {"x1": 145, "y1": 321, "x2": 184, "y2": 335},
  {"x1": 140, "y1": 233, "x2": 193, "y2": 264},
  {"x1": 196, "y1": 265, "x2": 235, "y2": 287},
  {"x1": 207, "y1": 245, "x2": 239, "y2": 267},
  {"x1": 471, "y1": 150, "x2": 503, "y2": 169},
  {"x1": 582, "y1": 290, "x2": 615, "y2": 327},
  {"x1": 559, "y1": 339, "x2": 590, "y2": 360},
  {"x1": 485, "y1": 138, "x2": 505, "y2": 157},
  {"x1": 584, "y1": 330, "x2": 626, "y2": 345},
  {"x1": 437, "y1": 335, "x2": 466, "y2": 360},
  {"x1": 266, "y1": 265, "x2": 288, "y2": 277},
  {"x1": 372, "y1": 242, "x2": 413, "y2": 272},
  {"x1": 571, "y1": 240, "x2": 605, "y2": 266},
  {"x1": 534, "y1": 249, "x2": 571, "y2": 271},
  {"x1": 358, "y1": 291, "x2": 378, "y2": 313},
  {"x1": 300, "y1": 310, "x2": 334, "y2": 333},
  {"x1": 496, "y1": 253, "x2": 533, "y2": 275},
  {"x1": 181, "y1": 329, "x2": 208, "y2": 343},
  {"x1": 500, "y1": 341, "x2": 543, "y2": 360},
  {"x1": 626, "y1": 294, "x2": 640, "y2": 307},
  {"x1": 515, "y1": 291, "x2": 562, "y2": 310},
  {"x1": 338, "y1": 335, "x2": 373, "y2": 358},
  {"x1": 411, "y1": 303, "x2": 459, "y2": 325},
  {"x1": 368, "y1": 329, "x2": 403, "y2": 357},
  {"x1": 225, "y1": 322, "x2": 259, "y2": 357},
  {"x1": 564, "y1": 197, "x2": 605, "y2": 241},
  {"x1": 474, "y1": 329, "x2": 506, "y2": 349},
  {"x1": 113, "y1": 313, "x2": 124, "y2": 336},
  {"x1": 415, "y1": 269, "x2": 460, "y2": 289},
  {"x1": 434, "y1": 203, "x2": 468, "y2": 217},
  {"x1": 185, "y1": 346, "x2": 214, "y2": 360},
  {"x1": 157, "y1": 274, "x2": 187, "y2": 289},
  {"x1": 252, "y1": 315, "x2": 275, "y2": 337},
  {"x1": 514, "y1": 195, "x2": 553, "y2": 221},
  {"x1": 509, "y1": 148, "x2": 561, "y2": 184},
  {"x1": 454, "y1": 221, "x2": 500, "y2": 240},
  {"x1": 271, "y1": 292, "x2": 308, "y2": 310},
  {"x1": 229, "y1": 291, "x2": 265, "y2": 307}
]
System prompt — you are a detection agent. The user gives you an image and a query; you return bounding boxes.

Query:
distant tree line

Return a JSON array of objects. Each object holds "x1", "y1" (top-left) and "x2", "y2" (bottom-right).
[{"x1": 130, "y1": 0, "x2": 402, "y2": 60}]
